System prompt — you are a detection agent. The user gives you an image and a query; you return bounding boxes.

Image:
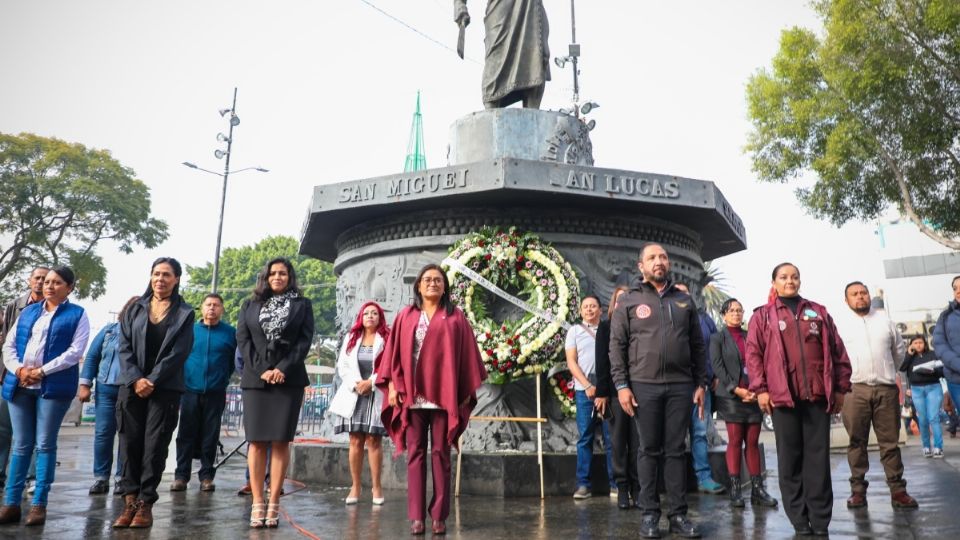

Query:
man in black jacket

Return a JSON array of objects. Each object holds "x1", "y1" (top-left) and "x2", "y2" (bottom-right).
[{"x1": 610, "y1": 243, "x2": 707, "y2": 539}]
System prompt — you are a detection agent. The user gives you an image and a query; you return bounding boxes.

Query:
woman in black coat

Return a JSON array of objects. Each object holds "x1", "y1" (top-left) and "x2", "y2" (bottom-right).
[
  {"x1": 593, "y1": 285, "x2": 637, "y2": 509},
  {"x1": 113, "y1": 258, "x2": 195, "y2": 529},
  {"x1": 710, "y1": 298, "x2": 777, "y2": 509},
  {"x1": 236, "y1": 257, "x2": 314, "y2": 529}
]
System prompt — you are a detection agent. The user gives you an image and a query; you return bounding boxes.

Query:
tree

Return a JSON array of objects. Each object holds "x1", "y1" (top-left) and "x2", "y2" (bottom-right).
[
  {"x1": 182, "y1": 235, "x2": 338, "y2": 337},
  {"x1": 745, "y1": 0, "x2": 960, "y2": 249},
  {"x1": 0, "y1": 132, "x2": 168, "y2": 298},
  {"x1": 698, "y1": 261, "x2": 732, "y2": 324}
]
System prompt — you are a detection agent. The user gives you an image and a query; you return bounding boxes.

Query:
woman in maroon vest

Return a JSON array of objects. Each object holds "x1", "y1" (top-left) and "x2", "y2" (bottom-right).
[
  {"x1": 376, "y1": 264, "x2": 486, "y2": 536},
  {"x1": 745, "y1": 262, "x2": 852, "y2": 536}
]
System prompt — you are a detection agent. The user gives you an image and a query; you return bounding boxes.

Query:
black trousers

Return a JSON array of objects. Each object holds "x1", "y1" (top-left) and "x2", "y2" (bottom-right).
[
  {"x1": 175, "y1": 390, "x2": 227, "y2": 482},
  {"x1": 609, "y1": 395, "x2": 639, "y2": 490},
  {"x1": 631, "y1": 382, "x2": 694, "y2": 518},
  {"x1": 117, "y1": 386, "x2": 181, "y2": 504},
  {"x1": 771, "y1": 401, "x2": 833, "y2": 530}
]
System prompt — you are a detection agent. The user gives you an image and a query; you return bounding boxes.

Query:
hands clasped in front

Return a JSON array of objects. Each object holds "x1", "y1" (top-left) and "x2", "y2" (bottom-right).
[
  {"x1": 15, "y1": 367, "x2": 43, "y2": 387},
  {"x1": 260, "y1": 368, "x2": 286, "y2": 385}
]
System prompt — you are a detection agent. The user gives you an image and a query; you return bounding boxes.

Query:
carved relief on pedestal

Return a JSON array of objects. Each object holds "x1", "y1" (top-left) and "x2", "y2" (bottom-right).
[{"x1": 540, "y1": 120, "x2": 594, "y2": 166}]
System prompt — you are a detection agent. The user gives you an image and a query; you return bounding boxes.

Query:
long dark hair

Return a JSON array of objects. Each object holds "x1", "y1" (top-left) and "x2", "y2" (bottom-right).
[
  {"x1": 119, "y1": 296, "x2": 140, "y2": 321},
  {"x1": 142, "y1": 257, "x2": 183, "y2": 298},
  {"x1": 412, "y1": 264, "x2": 454, "y2": 315},
  {"x1": 607, "y1": 285, "x2": 630, "y2": 319},
  {"x1": 253, "y1": 257, "x2": 301, "y2": 301}
]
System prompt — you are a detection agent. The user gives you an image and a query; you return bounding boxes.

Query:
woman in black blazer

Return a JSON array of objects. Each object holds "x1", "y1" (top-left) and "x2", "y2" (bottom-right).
[
  {"x1": 710, "y1": 298, "x2": 777, "y2": 510},
  {"x1": 236, "y1": 257, "x2": 314, "y2": 529},
  {"x1": 593, "y1": 285, "x2": 636, "y2": 509},
  {"x1": 113, "y1": 258, "x2": 195, "y2": 529}
]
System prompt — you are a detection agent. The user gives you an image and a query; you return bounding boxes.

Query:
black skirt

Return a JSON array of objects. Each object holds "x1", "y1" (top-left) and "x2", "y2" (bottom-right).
[
  {"x1": 242, "y1": 386, "x2": 304, "y2": 442},
  {"x1": 715, "y1": 392, "x2": 764, "y2": 424}
]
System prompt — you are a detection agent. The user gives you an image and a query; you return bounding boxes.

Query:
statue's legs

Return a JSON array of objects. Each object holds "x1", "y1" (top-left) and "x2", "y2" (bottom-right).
[
  {"x1": 483, "y1": 84, "x2": 545, "y2": 110},
  {"x1": 521, "y1": 85, "x2": 544, "y2": 109}
]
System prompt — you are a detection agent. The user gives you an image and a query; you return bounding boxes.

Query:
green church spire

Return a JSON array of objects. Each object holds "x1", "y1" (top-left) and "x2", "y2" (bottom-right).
[{"x1": 403, "y1": 91, "x2": 427, "y2": 172}]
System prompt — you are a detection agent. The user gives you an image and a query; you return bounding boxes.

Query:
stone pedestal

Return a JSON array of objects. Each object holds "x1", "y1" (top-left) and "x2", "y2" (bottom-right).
[
  {"x1": 447, "y1": 108, "x2": 594, "y2": 167},
  {"x1": 300, "y1": 109, "x2": 747, "y2": 454}
]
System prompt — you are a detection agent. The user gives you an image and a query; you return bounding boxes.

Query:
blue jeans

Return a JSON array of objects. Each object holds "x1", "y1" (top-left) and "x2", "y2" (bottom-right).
[
  {"x1": 690, "y1": 390, "x2": 714, "y2": 484},
  {"x1": 915, "y1": 383, "x2": 944, "y2": 450},
  {"x1": 93, "y1": 384, "x2": 123, "y2": 480},
  {"x1": 4, "y1": 388, "x2": 72, "y2": 505},
  {"x1": 575, "y1": 390, "x2": 613, "y2": 489}
]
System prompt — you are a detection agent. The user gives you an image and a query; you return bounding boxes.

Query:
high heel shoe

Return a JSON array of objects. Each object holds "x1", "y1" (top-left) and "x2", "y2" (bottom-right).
[
  {"x1": 265, "y1": 503, "x2": 280, "y2": 528},
  {"x1": 249, "y1": 502, "x2": 265, "y2": 529}
]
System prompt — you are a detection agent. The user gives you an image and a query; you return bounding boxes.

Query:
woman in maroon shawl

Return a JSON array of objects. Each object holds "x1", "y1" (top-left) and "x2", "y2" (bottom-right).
[{"x1": 376, "y1": 264, "x2": 486, "y2": 536}]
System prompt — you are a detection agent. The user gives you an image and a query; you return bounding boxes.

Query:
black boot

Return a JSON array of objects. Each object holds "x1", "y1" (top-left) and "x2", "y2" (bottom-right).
[
  {"x1": 729, "y1": 476, "x2": 745, "y2": 508},
  {"x1": 617, "y1": 483, "x2": 631, "y2": 510},
  {"x1": 750, "y1": 475, "x2": 779, "y2": 508}
]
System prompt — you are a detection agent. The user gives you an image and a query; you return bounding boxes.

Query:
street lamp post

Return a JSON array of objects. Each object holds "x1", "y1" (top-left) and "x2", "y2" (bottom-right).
[{"x1": 183, "y1": 87, "x2": 268, "y2": 293}]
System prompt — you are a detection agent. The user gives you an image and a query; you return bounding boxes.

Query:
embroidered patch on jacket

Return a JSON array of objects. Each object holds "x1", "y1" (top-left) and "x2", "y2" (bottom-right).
[
  {"x1": 674, "y1": 301, "x2": 688, "y2": 309},
  {"x1": 778, "y1": 320, "x2": 787, "y2": 331},
  {"x1": 809, "y1": 322, "x2": 819, "y2": 335},
  {"x1": 635, "y1": 304, "x2": 652, "y2": 319}
]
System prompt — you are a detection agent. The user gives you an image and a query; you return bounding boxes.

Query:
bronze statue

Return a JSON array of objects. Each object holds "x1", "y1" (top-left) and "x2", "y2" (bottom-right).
[{"x1": 454, "y1": 0, "x2": 550, "y2": 109}]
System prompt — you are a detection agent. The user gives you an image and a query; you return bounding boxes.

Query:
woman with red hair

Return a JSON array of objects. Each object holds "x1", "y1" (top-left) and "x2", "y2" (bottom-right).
[{"x1": 329, "y1": 301, "x2": 389, "y2": 505}]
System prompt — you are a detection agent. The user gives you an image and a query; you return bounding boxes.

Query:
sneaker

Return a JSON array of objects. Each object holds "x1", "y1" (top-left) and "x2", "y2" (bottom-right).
[
  {"x1": 89, "y1": 479, "x2": 110, "y2": 495},
  {"x1": 573, "y1": 486, "x2": 592, "y2": 499},
  {"x1": 933, "y1": 448, "x2": 944, "y2": 459},
  {"x1": 697, "y1": 478, "x2": 726, "y2": 494},
  {"x1": 922, "y1": 447, "x2": 933, "y2": 458},
  {"x1": 25, "y1": 480, "x2": 34, "y2": 497},
  {"x1": 609, "y1": 485, "x2": 619, "y2": 498}
]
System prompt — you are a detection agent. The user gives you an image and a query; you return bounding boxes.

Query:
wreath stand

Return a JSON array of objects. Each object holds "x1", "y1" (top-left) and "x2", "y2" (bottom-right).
[{"x1": 455, "y1": 372, "x2": 547, "y2": 499}]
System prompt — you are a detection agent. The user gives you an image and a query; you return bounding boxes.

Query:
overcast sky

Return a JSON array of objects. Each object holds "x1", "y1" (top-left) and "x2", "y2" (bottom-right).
[{"x1": 2, "y1": 1, "x2": 911, "y2": 331}]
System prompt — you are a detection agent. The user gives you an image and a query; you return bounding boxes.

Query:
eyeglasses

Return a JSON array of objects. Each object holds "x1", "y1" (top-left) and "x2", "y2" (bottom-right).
[
  {"x1": 420, "y1": 277, "x2": 444, "y2": 285},
  {"x1": 726, "y1": 309, "x2": 744, "y2": 314}
]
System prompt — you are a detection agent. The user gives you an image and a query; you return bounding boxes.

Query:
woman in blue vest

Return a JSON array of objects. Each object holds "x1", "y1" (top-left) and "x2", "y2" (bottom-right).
[{"x1": 0, "y1": 266, "x2": 90, "y2": 526}]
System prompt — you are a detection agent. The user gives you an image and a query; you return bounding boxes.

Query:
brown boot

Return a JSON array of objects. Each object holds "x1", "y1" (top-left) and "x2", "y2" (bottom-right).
[
  {"x1": 112, "y1": 495, "x2": 139, "y2": 528},
  {"x1": 0, "y1": 505, "x2": 21, "y2": 525},
  {"x1": 24, "y1": 505, "x2": 46, "y2": 526},
  {"x1": 129, "y1": 501, "x2": 153, "y2": 528}
]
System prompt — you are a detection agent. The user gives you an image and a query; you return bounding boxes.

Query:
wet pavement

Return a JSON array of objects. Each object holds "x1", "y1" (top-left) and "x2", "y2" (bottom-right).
[{"x1": 1, "y1": 426, "x2": 958, "y2": 539}]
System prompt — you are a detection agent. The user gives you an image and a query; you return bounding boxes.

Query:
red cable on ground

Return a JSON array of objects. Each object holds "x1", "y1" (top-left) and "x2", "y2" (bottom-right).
[
  {"x1": 277, "y1": 478, "x2": 324, "y2": 539},
  {"x1": 280, "y1": 506, "x2": 323, "y2": 540}
]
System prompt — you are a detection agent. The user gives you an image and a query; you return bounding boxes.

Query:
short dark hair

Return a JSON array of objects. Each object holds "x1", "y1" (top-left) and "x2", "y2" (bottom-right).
[
  {"x1": 412, "y1": 264, "x2": 454, "y2": 315},
  {"x1": 720, "y1": 298, "x2": 742, "y2": 314},
  {"x1": 31, "y1": 266, "x2": 50, "y2": 275},
  {"x1": 203, "y1": 293, "x2": 225, "y2": 304},
  {"x1": 638, "y1": 242, "x2": 665, "y2": 261},
  {"x1": 771, "y1": 262, "x2": 798, "y2": 281},
  {"x1": 143, "y1": 257, "x2": 183, "y2": 297},
  {"x1": 952, "y1": 275, "x2": 960, "y2": 289},
  {"x1": 909, "y1": 335, "x2": 929, "y2": 351},
  {"x1": 581, "y1": 295, "x2": 601, "y2": 306},
  {"x1": 253, "y1": 257, "x2": 301, "y2": 301},
  {"x1": 844, "y1": 281, "x2": 868, "y2": 297},
  {"x1": 47, "y1": 265, "x2": 76, "y2": 288}
]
